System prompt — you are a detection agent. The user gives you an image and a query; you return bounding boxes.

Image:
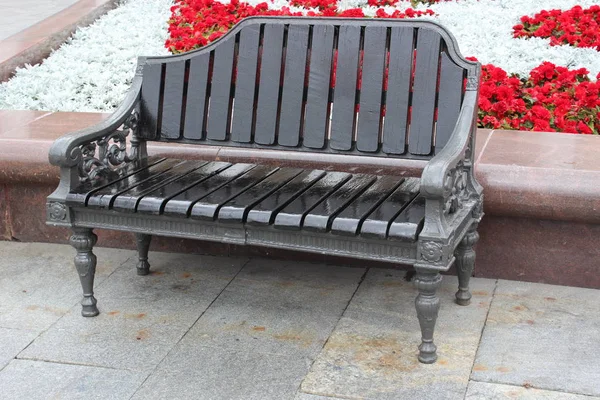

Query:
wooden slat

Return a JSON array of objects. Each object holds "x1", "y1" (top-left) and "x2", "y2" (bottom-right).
[
  {"x1": 388, "y1": 194, "x2": 425, "y2": 241},
  {"x1": 183, "y1": 53, "x2": 210, "y2": 140},
  {"x1": 356, "y1": 26, "x2": 386, "y2": 153},
  {"x1": 111, "y1": 161, "x2": 203, "y2": 212},
  {"x1": 246, "y1": 169, "x2": 325, "y2": 225},
  {"x1": 161, "y1": 60, "x2": 186, "y2": 139},
  {"x1": 408, "y1": 28, "x2": 440, "y2": 155},
  {"x1": 231, "y1": 25, "x2": 260, "y2": 143},
  {"x1": 435, "y1": 52, "x2": 463, "y2": 153},
  {"x1": 274, "y1": 171, "x2": 350, "y2": 229},
  {"x1": 136, "y1": 161, "x2": 231, "y2": 215},
  {"x1": 303, "y1": 174, "x2": 377, "y2": 232},
  {"x1": 303, "y1": 24, "x2": 335, "y2": 149},
  {"x1": 359, "y1": 177, "x2": 420, "y2": 239},
  {"x1": 278, "y1": 25, "x2": 309, "y2": 147},
  {"x1": 254, "y1": 24, "x2": 285, "y2": 145},
  {"x1": 207, "y1": 37, "x2": 235, "y2": 141},
  {"x1": 382, "y1": 26, "x2": 414, "y2": 155},
  {"x1": 218, "y1": 168, "x2": 303, "y2": 222},
  {"x1": 190, "y1": 165, "x2": 278, "y2": 220},
  {"x1": 85, "y1": 159, "x2": 182, "y2": 209},
  {"x1": 140, "y1": 63, "x2": 162, "y2": 139},
  {"x1": 331, "y1": 175, "x2": 403, "y2": 236},
  {"x1": 330, "y1": 25, "x2": 360, "y2": 151},
  {"x1": 162, "y1": 163, "x2": 254, "y2": 216}
]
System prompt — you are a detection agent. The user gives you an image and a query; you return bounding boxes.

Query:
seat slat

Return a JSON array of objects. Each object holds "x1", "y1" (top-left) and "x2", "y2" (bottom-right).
[
  {"x1": 231, "y1": 24, "x2": 260, "y2": 143},
  {"x1": 359, "y1": 177, "x2": 420, "y2": 239},
  {"x1": 274, "y1": 171, "x2": 351, "y2": 229},
  {"x1": 254, "y1": 24, "x2": 285, "y2": 145},
  {"x1": 408, "y1": 28, "x2": 440, "y2": 156},
  {"x1": 136, "y1": 161, "x2": 231, "y2": 215},
  {"x1": 388, "y1": 194, "x2": 425, "y2": 241},
  {"x1": 183, "y1": 53, "x2": 210, "y2": 140},
  {"x1": 161, "y1": 60, "x2": 186, "y2": 139},
  {"x1": 66, "y1": 157, "x2": 166, "y2": 206},
  {"x1": 218, "y1": 168, "x2": 303, "y2": 223},
  {"x1": 330, "y1": 25, "x2": 360, "y2": 151},
  {"x1": 207, "y1": 37, "x2": 235, "y2": 141},
  {"x1": 140, "y1": 63, "x2": 162, "y2": 139},
  {"x1": 303, "y1": 174, "x2": 377, "y2": 232},
  {"x1": 190, "y1": 165, "x2": 279, "y2": 220},
  {"x1": 278, "y1": 25, "x2": 310, "y2": 147},
  {"x1": 246, "y1": 169, "x2": 325, "y2": 225},
  {"x1": 303, "y1": 24, "x2": 335, "y2": 149},
  {"x1": 162, "y1": 163, "x2": 255, "y2": 216},
  {"x1": 356, "y1": 26, "x2": 386, "y2": 153},
  {"x1": 330, "y1": 175, "x2": 404, "y2": 236},
  {"x1": 382, "y1": 26, "x2": 414, "y2": 155},
  {"x1": 85, "y1": 159, "x2": 183, "y2": 209},
  {"x1": 435, "y1": 52, "x2": 463, "y2": 153},
  {"x1": 111, "y1": 161, "x2": 204, "y2": 212}
]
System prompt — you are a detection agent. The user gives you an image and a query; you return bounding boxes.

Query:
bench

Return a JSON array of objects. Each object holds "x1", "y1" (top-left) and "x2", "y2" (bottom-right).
[{"x1": 46, "y1": 16, "x2": 483, "y2": 364}]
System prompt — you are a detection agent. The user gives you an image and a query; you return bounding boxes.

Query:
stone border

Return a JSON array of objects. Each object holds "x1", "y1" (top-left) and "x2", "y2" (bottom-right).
[{"x1": 0, "y1": 0, "x2": 118, "y2": 82}]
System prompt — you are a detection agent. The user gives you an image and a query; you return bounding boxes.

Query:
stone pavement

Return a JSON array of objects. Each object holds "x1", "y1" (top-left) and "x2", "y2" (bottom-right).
[
  {"x1": 0, "y1": 0, "x2": 80, "y2": 41},
  {"x1": 0, "y1": 241, "x2": 598, "y2": 400}
]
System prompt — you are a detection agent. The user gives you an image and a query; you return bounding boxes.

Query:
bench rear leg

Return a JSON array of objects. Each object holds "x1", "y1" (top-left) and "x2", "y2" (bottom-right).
[
  {"x1": 455, "y1": 223, "x2": 479, "y2": 306},
  {"x1": 414, "y1": 269, "x2": 442, "y2": 364},
  {"x1": 135, "y1": 233, "x2": 152, "y2": 276},
  {"x1": 70, "y1": 228, "x2": 99, "y2": 317}
]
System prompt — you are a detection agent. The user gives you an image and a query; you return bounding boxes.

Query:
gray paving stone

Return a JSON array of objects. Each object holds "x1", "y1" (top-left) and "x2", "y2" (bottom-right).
[
  {"x1": 179, "y1": 259, "x2": 365, "y2": 358},
  {"x1": 0, "y1": 327, "x2": 38, "y2": 371},
  {"x1": 19, "y1": 252, "x2": 247, "y2": 371},
  {"x1": 0, "y1": 242, "x2": 131, "y2": 331},
  {"x1": 0, "y1": 359, "x2": 146, "y2": 400},
  {"x1": 132, "y1": 345, "x2": 311, "y2": 400},
  {"x1": 472, "y1": 280, "x2": 600, "y2": 397},
  {"x1": 301, "y1": 269, "x2": 496, "y2": 400},
  {"x1": 295, "y1": 393, "x2": 347, "y2": 400},
  {"x1": 466, "y1": 381, "x2": 600, "y2": 400}
]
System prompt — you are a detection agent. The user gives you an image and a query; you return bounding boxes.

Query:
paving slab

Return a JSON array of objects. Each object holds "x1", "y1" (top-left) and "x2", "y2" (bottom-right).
[
  {"x1": 19, "y1": 251, "x2": 247, "y2": 371},
  {"x1": 0, "y1": 327, "x2": 38, "y2": 370},
  {"x1": 301, "y1": 270, "x2": 496, "y2": 400},
  {"x1": 179, "y1": 259, "x2": 366, "y2": 358},
  {"x1": 295, "y1": 393, "x2": 347, "y2": 400},
  {"x1": 466, "y1": 381, "x2": 600, "y2": 400},
  {"x1": 0, "y1": 359, "x2": 146, "y2": 400},
  {"x1": 471, "y1": 280, "x2": 600, "y2": 397},
  {"x1": 132, "y1": 345, "x2": 311, "y2": 400},
  {"x1": 0, "y1": 242, "x2": 131, "y2": 331}
]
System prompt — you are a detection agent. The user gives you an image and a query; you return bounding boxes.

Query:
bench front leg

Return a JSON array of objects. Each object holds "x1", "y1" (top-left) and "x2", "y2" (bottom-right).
[
  {"x1": 70, "y1": 228, "x2": 99, "y2": 317},
  {"x1": 414, "y1": 269, "x2": 442, "y2": 364},
  {"x1": 135, "y1": 233, "x2": 152, "y2": 276}
]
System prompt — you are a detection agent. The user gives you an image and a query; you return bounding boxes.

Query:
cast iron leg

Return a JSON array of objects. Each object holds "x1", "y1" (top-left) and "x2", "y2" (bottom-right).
[
  {"x1": 414, "y1": 269, "x2": 442, "y2": 364},
  {"x1": 135, "y1": 233, "x2": 152, "y2": 276},
  {"x1": 455, "y1": 223, "x2": 479, "y2": 306},
  {"x1": 70, "y1": 228, "x2": 99, "y2": 317}
]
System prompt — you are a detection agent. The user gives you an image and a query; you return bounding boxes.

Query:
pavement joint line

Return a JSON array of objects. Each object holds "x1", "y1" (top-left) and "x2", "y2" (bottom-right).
[
  {"x1": 126, "y1": 256, "x2": 252, "y2": 400},
  {"x1": 467, "y1": 378, "x2": 600, "y2": 399},
  {"x1": 299, "y1": 390, "x2": 358, "y2": 400},
  {"x1": 294, "y1": 267, "x2": 370, "y2": 398},
  {"x1": 10, "y1": 356, "x2": 141, "y2": 373}
]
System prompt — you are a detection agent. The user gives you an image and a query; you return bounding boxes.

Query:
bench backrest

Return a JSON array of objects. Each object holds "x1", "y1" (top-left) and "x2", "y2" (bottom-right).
[{"x1": 138, "y1": 17, "x2": 479, "y2": 160}]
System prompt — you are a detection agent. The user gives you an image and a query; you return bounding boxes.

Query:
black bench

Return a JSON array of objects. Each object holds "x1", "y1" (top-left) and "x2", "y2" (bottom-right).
[{"x1": 47, "y1": 16, "x2": 483, "y2": 364}]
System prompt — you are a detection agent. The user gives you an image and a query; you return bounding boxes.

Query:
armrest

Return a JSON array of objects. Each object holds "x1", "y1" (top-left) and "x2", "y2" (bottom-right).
[{"x1": 48, "y1": 79, "x2": 142, "y2": 168}]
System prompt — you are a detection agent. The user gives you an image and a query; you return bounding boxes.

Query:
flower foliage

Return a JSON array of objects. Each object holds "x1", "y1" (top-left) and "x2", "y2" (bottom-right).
[{"x1": 513, "y1": 5, "x2": 600, "y2": 51}]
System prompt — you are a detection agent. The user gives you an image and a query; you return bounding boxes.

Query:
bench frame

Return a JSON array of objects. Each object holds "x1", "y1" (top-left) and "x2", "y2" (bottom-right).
[{"x1": 46, "y1": 17, "x2": 483, "y2": 364}]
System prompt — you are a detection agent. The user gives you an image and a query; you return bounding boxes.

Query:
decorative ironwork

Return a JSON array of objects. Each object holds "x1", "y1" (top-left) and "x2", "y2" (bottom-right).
[
  {"x1": 420, "y1": 241, "x2": 443, "y2": 263},
  {"x1": 47, "y1": 202, "x2": 67, "y2": 221},
  {"x1": 443, "y1": 161, "x2": 469, "y2": 215},
  {"x1": 78, "y1": 109, "x2": 141, "y2": 184}
]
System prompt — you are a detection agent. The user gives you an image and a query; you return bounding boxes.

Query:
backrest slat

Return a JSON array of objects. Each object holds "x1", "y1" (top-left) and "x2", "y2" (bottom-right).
[
  {"x1": 382, "y1": 26, "x2": 414, "y2": 155},
  {"x1": 303, "y1": 24, "x2": 335, "y2": 149},
  {"x1": 330, "y1": 25, "x2": 361, "y2": 151},
  {"x1": 278, "y1": 24, "x2": 310, "y2": 148},
  {"x1": 182, "y1": 53, "x2": 210, "y2": 140},
  {"x1": 254, "y1": 24, "x2": 285, "y2": 145},
  {"x1": 231, "y1": 25, "x2": 260, "y2": 143},
  {"x1": 356, "y1": 26, "x2": 387, "y2": 153},
  {"x1": 408, "y1": 28, "x2": 441, "y2": 156},
  {"x1": 161, "y1": 61, "x2": 186, "y2": 139},
  {"x1": 207, "y1": 36, "x2": 235, "y2": 141},
  {"x1": 435, "y1": 51, "x2": 464, "y2": 152},
  {"x1": 140, "y1": 63, "x2": 162, "y2": 139}
]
